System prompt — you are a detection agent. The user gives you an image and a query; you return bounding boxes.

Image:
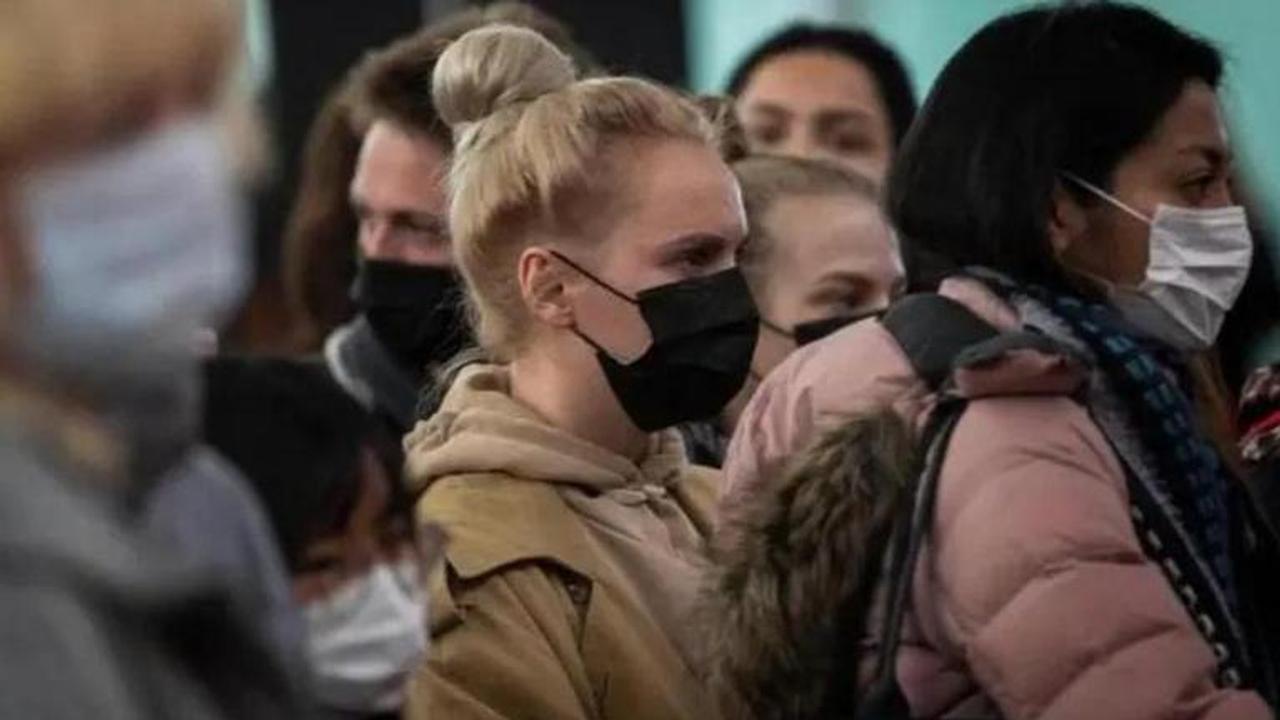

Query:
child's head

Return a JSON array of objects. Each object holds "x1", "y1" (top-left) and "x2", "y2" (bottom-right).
[{"x1": 202, "y1": 356, "x2": 415, "y2": 600}]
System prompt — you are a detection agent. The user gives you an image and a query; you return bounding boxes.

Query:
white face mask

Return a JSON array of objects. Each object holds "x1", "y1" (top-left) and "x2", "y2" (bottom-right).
[
  {"x1": 18, "y1": 116, "x2": 249, "y2": 354},
  {"x1": 304, "y1": 558, "x2": 428, "y2": 713},
  {"x1": 1063, "y1": 172, "x2": 1253, "y2": 350}
]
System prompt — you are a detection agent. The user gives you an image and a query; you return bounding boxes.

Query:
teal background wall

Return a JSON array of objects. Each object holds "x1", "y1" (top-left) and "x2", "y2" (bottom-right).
[
  {"x1": 687, "y1": 0, "x2": 1280, "y2": 221},
  {"x1": 687, "y1": 0, "x2": 839, "y2": 91}
]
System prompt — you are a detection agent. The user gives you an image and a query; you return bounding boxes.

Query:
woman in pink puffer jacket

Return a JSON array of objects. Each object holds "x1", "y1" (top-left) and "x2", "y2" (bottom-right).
[{"x1": 703, "y1": 5, "x2": 1280, "y2": 719}]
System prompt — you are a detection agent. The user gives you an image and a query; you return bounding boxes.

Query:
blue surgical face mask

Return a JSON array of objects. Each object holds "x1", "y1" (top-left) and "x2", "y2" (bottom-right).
[{"x1": 18, "y1": 116, "x2": 249, "y2": 355}]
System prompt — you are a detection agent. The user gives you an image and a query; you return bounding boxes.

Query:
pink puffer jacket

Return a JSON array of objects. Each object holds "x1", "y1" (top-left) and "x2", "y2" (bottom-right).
[{"x1": 721, "y1": 278, "x2": 1272, "y2": 719}]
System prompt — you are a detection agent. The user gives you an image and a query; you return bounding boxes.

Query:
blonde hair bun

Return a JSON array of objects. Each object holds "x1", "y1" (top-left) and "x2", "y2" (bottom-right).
[{"x1": 432, "y1": 24, "x2": 575, "y2": 129}]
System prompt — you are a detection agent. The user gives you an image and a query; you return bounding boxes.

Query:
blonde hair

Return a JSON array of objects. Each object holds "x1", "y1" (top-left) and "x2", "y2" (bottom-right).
[
  {"x1": 433, "y1": 24, "x2": 717, "y2": 359},
  {"x1": 693, "y1": 94, "x2": 749, "y2": 163},
  {"x1": 0, "y1": 0, "x2": 236, "y2": 166},
  {"x1": 734, "y1": 155, "x2": 880, "y2": 292}
]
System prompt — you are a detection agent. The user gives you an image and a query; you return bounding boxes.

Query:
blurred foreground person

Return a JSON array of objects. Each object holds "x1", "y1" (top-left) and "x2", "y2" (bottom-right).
[
  {"x1": 0, "y1": 0, "x2": 302, "y2": 717},
  {"x1": 709, "y1": 4, "x2": 1279, "y2": 718},
  {"x1": 681, "y1": 155, "x2": 901, "y2": 465},
  {"x1": 729, "y1": 23, "x2": 916, "y2": 181},
  {"x1": 204, "y1": 358, "x2": 439, "y2": 719},
  {"x1": 404, "y1": 24, "x2": 757, "y2": 719}
]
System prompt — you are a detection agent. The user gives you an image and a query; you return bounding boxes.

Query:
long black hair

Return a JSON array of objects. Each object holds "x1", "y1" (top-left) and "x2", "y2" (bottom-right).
[{"x1": 887, "y1": 2, "x2": 1222, "y2": 291}]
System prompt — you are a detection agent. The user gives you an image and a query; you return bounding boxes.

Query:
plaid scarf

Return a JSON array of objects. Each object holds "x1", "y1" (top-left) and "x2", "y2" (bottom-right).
[{"x1": 1023, "y1": 286, "x2": 1238, "y2": 607}]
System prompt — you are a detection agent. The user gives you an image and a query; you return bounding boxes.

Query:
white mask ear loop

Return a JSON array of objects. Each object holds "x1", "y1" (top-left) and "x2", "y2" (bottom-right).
[{"x1": 1060, "y1": 171, "x2": 1153, "y2": 225}]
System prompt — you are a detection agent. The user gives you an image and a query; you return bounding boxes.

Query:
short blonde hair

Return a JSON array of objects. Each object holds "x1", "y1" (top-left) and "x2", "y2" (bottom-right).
[
  {"x1": 433, "y1": 24, "x2": 717, "y2": 359},
  {"x1": 734, "y1": 155, "x2": 880, "y2": 293},
  {"x1": 0, "y1": 0, "x2": 236, "y2": 166}
]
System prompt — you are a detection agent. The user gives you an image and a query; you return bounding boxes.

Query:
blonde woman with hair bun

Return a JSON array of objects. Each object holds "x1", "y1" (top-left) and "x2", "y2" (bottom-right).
[{"x1": 403, "y1": 23, "x2": 757, "y2": 720}]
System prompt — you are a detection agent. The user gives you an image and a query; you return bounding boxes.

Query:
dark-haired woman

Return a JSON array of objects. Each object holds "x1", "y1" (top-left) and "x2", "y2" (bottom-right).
[
  {"x1": 711, "y1": 4, "x2": 1279, "y2": 718},
  {"x1": 727, "y1": 23, "x2": 916, "y2": 180}
]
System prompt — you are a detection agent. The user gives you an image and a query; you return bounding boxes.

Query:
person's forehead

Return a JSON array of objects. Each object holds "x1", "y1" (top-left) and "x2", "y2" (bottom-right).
[
  {"x1": 769, "y1": 193, "x2": 885, "y2": 239},
  {"x1": 351, "y1": 120, "x2": 449, "y2": 208},
  {"x1": 353, "y1": 122, "x2": 447, "y2": 186},
  {"x1": 1131, "y1": 82, "x2": 1229, "y2": 165},
  {"x1": 740, "y1": 50, "x2": 882, "y2": 112},
  {"x1": 607, "y1": 139, "x2": 744, "y2": 233},
  {"x1": 769, "y1": 194, "x2": 896, "y2": 267}
]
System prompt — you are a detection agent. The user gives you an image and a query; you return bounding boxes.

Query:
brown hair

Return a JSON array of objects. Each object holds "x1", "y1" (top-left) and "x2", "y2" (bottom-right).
[
  {"x1": 734, "y1": 155, "x2": 880, "y2": 295},
  {"x1": 278, "y1": 87, "x2": 363, "y2": 349},
  {"x1": 694, "y1": 94, "x2": 750, "y2": 163},
  {"x1": 1190, "y1": 352, "x2": 1246, "y2": 478},
  {"x1": 279, "y1": 3, "x2": 593, "y2": 350},
  {"x1": 433, "y1": 25, "x2": 716, "y2": 359}
]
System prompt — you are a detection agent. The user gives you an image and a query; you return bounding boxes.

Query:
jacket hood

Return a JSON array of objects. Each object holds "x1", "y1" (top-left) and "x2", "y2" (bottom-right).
[{"x1": 404, "y1": 364, "x2": 688, "y2": 497}]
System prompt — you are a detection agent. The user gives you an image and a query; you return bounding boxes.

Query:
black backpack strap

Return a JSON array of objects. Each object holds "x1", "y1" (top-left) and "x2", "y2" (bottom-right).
[
  {"x1": 855, "y1": 397, "x2": 968, "y2": 718},
  {"x1": 881, "y1": 294, "x2": 1000, "y2": 390},
  {"x1": 853, "y1": 294, "x2": 998, "y2": 718}
]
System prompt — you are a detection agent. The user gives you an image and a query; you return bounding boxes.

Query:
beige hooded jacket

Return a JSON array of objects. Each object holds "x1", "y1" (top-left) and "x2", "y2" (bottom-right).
[{"x1": 403, "y1": 364, "x2": 720, "y2": 720}]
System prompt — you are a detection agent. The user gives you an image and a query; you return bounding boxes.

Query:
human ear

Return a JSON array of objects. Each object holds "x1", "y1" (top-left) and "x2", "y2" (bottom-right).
[
  {"x1": 517, "y1": 246, "x2": 575, "y2": 328},
  {"x1": 1047, "y1": 180, "x2": 1090, "y2": 258}
]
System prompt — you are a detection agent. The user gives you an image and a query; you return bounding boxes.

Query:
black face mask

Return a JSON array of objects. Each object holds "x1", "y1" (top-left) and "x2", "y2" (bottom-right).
[
  {"x1": 762, "y1": 310, "x2": 883, "y2": 347},
  {"x1": 351, "y1": 261, "x2": 468, "y2": 374},
  {"x1": 551, "y1": 250, "x2": 759, "y2": 432}
]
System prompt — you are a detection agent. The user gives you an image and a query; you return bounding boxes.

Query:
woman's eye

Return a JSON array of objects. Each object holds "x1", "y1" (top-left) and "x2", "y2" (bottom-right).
[
  {"x1": 830, "y1": 133, "x2": 873, "y2": 155},
  {"x1": 1179, "y1": 175, "x2": 1215, "y2": 204},
  {"x1": 681, "y1": 244, "x2": 721, "y2": 270},
  {"x1": 747, "y1": 125, "x2": 785, "y2": 147},
  {"x1": 838, "y1": 294, "x2": 866, "y2": 311}
]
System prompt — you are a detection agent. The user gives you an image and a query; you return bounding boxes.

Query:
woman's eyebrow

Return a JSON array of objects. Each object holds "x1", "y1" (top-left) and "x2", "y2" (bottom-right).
[
  {"x1": 815, "y1": 108, "x2": 876, "y2": 130},
  {"x1": 743, "y1": 102, "x2": 791, "y2": 121},
  {"x1": 1177, "y1": 143, "x2": 1233, "y2": 169}
]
